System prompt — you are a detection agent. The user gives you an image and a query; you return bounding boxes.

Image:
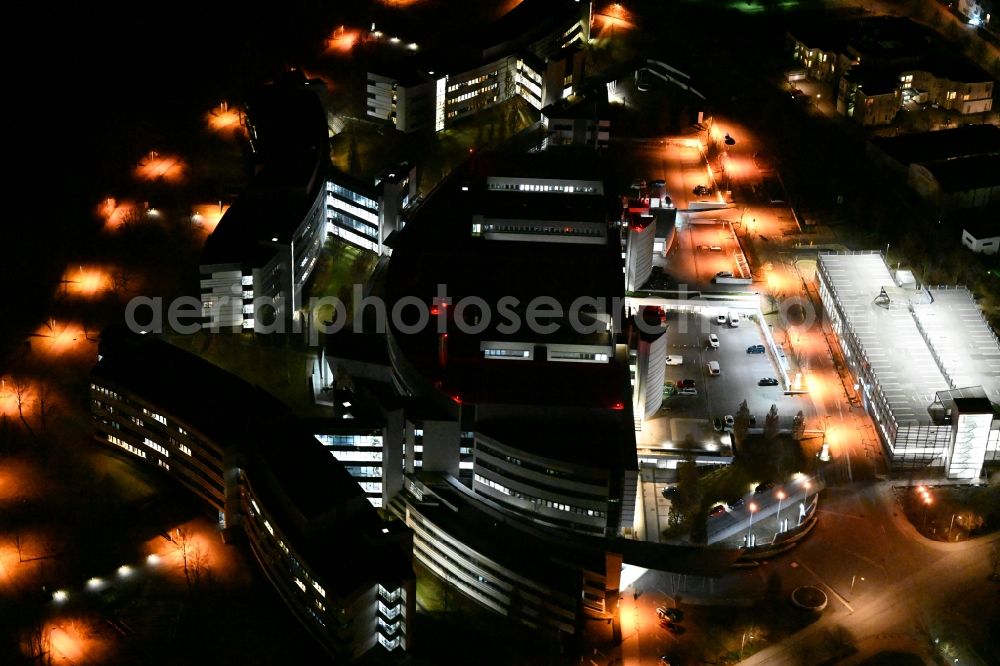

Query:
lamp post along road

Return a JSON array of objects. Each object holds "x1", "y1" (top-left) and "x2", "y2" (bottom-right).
[{"x1": 746, "y1": 502, "x2": 758, "y2": 547}]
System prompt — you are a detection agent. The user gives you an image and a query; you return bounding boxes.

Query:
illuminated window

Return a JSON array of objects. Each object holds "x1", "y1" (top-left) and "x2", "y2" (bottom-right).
[
  {"x1": 313, "y1": 581, "x2": 326, "y2": 598},
  {"x1": 947, "y1": 91, "x2": 957, "y2": 100},
  {"x1": 178, "y1": 443, "x2": 192, "y2": 456},
  {"x1": 294, "y1": 577, "x2": 306, "y2": 593}
]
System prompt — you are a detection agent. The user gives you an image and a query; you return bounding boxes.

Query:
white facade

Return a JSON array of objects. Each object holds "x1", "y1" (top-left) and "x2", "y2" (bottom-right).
[
  {"x1": 817, "y1": 252, "x2": 1000, "y2": 478},
  {"x1": 962, "y1": 228, "x2": 1000, "y2": 255}
]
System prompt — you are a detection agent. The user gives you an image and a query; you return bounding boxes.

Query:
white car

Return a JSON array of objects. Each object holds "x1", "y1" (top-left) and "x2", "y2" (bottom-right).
[
  {"x1": 715, "y1": 314, "x2": 727, "y2": 325},
  {"x1": 677, "y1": 387, "x2": 698, "y2": 396},
  {"x1": 665, "y1": 355, "x2": 683, "y2": 366},
  {"x1": 708, "y1": 334, "x2": 719, "y2": 349}
]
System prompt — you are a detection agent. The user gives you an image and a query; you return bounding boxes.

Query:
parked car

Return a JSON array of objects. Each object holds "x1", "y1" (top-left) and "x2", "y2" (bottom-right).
[
  {"x1": 707, "y1": 360, "x2": 721, "y2": 376},
  {"x1": 708, "y1": 504, "x2": 727, "y2": 517},
  {"x1": 747, "y1": 344, "x2": 766, "y2": 354},
  {"x1": 677, "y1": 387, "x2": 698, "y2": 396},
  {"x1": 676, "y1": 378, "x2": 696, "y2": 388},
  {"x1": 657, "y1": 607, "x2": 684, "y2": 622},
  {"x1": 713, "y1": 417, "x2": 724, "y2": 432},
  {"x1": 724, "y1": 415, "x2": 735, "y2": 428},
  {"x1": 708, "y1": 334, "x2": 720, "y2": 349},
  {"x1": 665, "y1": 355, "x2": 684, "y2": 366},
  {"x1": 749, "y1": 414, "x2": 757, "y2": 426},
  {"x1": 661, "y1": 486, "x2": 680, "y2": 499},
  {"x1": 693, "y1": 184, "x2": 711, "y2": 196},
  {"x1": 754, "y1": 481, "x2": 775, "y2": 494},
  {"x1": 709, "y1": 245, "x2": 723, "y2": 252},
  {"x1": 727, "y1": 497, "x2": 745, "y2": 510},
  {"x1": 651, "y1": 178, "x2": 666, "y2": 186},
  {"x1": 716, "y1": 271, "x2": 733, "y2": 278},
  {"x1": 758, "y1": 377, "x2": 779, "y2": 386},
  {"x1": 715, "y1": 313, "x2": 727, "y2": 325}
]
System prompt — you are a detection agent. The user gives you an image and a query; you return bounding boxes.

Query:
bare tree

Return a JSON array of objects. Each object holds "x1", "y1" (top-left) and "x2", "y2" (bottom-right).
[
  {"x1": 172, "y1": 527, "x2": 212, "y2": 591},
  {"x1": 792, "y1": 410, "x2": 806, "y2": 441},
  {"x1": 12, "y1": 377, "x2": 36, "y2": 439},
  {"x1": 13, "y1": 527, "x2": 26, "y2": 562},
  {"x1": 37, "y1": 381, "x2": 53, "y2": 432},
  {"x1": 111, "y1": 264, "x2": 133, "y2": 298}
]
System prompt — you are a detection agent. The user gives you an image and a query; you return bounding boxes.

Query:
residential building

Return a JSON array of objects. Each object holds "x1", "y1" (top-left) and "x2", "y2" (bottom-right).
[{"x1": 362, "y1": 0, "x2": 590, "y2": 132}]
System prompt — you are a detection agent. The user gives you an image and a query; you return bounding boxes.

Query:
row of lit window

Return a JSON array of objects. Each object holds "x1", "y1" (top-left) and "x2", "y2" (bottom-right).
[
  {"x1": 484, "y1": 348, "x2": 531, "y2": 358},
  {"x1": 487, "y1": 182, "x2": 597, "y2": 193},
  {"x1": 328, "y1": 196, "x2": 378, "y2": 226},
  {"x1": 472, "y1": 474, "x2": 605, "y2": 517},
  {"x1": 108, "y1": 434, "x2": 146, "y2": 459},
  {"x1": 142, "y1": 407, "x2": 167, "y2": 426},
  {"x1": 91, "y1": 384, "x2": 120, "y2": 401}
]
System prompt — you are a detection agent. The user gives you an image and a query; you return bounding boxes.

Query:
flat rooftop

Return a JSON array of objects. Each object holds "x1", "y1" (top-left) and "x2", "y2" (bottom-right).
[
  {"x1": 913, "y1": 288, "x2": 1000, "y2": 407},
  {"x1": 820, "y1": 253, "x2": 950, "y2": 426}
]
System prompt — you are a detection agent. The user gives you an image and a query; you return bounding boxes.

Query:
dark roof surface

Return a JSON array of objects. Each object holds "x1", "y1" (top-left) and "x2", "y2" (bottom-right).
[
  {"x1": 202, "y1": 163, "x2": 323, "y2": 266},
  {"x1": 919, "y1": 154, "x2": 1000, "y2": 192},
  {"x1": 871, "y1": 125, "x2": 1000, "y2": 166}
]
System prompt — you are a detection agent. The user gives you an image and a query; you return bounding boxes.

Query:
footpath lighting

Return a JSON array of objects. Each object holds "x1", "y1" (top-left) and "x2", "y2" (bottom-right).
[
  {"x1": 146, "y1": 554, "x2": 161, "y2": 566},
  {"x1": 86, "y1": 577, "x2": 102, "y2": 590},
  {"x1": 52, "y1": 590, "x2": 68, "y2": 603},
  {"x1": 117, "y1": 565, "x2": 132, "y2": 578}
]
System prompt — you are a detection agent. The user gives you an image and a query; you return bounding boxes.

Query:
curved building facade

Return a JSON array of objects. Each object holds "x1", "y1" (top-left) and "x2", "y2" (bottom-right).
[{"x1": 89, "y1": 327, "x2": 415, "y2": 661}]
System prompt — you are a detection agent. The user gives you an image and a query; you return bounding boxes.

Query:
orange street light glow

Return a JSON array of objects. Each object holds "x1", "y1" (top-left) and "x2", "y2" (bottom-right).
[
  {"x1": 61, "y1": 265, "x2": 112, "y2": 298},
  {"x1": 326, "y1": 26, "x2": 360, "y2": 54},
  {"x1": 98, "y1": 197, "x2": 138, "y2": 231},
  {"x1": 776, "y1": 490, "x2": 786, "y2": 500},
  {"x1": 191, "y1": 203, "x2": 230, "y2": 235},
  {"x1": 135, "y1": 151, "x2": 187, "y2": 184},
  {"x1": 206, "y1": 103, "x2": 243, "y2": 135}
]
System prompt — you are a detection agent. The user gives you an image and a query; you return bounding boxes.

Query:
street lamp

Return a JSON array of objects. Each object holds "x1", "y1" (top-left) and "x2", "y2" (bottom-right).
[
  {"x1": 922, "y1": 495, "x2": 933, "y2": 530},
  {"x1": 850, "y1": 574, "x2": 864, "y2": 599},
  {"x1": 746, "y1": 502, "x2": 758, "y2": 547},
  {"x1": 775, "y1": 490, "x2": 786, "y2": 538}
]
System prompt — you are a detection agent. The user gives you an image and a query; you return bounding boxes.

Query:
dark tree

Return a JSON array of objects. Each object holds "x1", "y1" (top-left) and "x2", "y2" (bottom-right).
[{"x1": 764, "y1": 404, "x2": 780, "y2": 441}]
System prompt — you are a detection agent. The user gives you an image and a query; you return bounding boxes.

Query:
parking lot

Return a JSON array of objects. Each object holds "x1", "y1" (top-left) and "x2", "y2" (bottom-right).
[
  {"x1": 638, "y1": 309, "x2": 813, "y2": 448},
  {"x1": 655, "y1": 219, "x2": 750, "y2": 291}
]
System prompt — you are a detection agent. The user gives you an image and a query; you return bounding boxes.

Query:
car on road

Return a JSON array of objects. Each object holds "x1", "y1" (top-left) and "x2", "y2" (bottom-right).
[
  {"x1": 727, "y1": 497, "x2": 745, "y2": 510},
  {"x1": 693, "y1": 184, "x2": 711, "y2": 196},
  {"x1": 677, "y1": 387, "x2": 698, "y2": 396},
  {"x1": 715, "y1": 313, "x2": 727, "y2": 324},
  {"x1": 661, "y1": 486, "x2": 680, "y2": 499},
  {"x1": 724, "y1": 415, "x2": 735, "y2": 428},
  {"x1": 708, "y1": 334, "x2": 719, "y2": 349},
  {"x1": 707, "y1": 360, "x2": 721, "y2": 376},
  {"x1": 754, "y1": 481, "x2": 775, "y2": 494},
  {"x1": 676, "y1": 378, "x2": 696, "y2": 388},
  {"x1": 665, "y1": 355, "x2": 683, "y2": 366},
  {"x1": 747, "y1": 344, "x2": 766, "y2": 354},
  {"x1": 650, "y1": 178, "x2": 666, "y2": 186},
  {"x1": 709, "y1": 245, "x2": 723, "y2": 252},
  {"x1": 713, "y1": 417, "x2": 724, "y2": 432},
  {"x1": 631, "y1": 179, "x2": 647, "y2": 189},
  {"x1": 749, "y1": 414, "x2": 757, "y2": 426},
  {"x1": 708, "y1": 504, "x2": 727, "y2": 517},
  {"x1": 657, "y1": 607, "x2": 684, "y2": 622},
  {"x1": 716, "y1": 271, "x2": 733, "y2": 278},
  {"x1": 758, "y1": 377, "x2": 779, "y2": 386}
]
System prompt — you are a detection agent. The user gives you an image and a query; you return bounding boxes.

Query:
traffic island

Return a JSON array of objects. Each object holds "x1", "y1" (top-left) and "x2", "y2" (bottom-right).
[{"x1": 790, "y1": 585, "x2": 828, "y2": 613}]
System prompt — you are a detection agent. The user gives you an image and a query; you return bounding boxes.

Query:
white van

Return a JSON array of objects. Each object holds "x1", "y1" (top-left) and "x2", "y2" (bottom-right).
[
  {"x1": 728, "y1": 312, "x2": 739, "y2": 327},
  {"x1": 707, "y1": 360, "x2": 721, "y2": 376}
]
